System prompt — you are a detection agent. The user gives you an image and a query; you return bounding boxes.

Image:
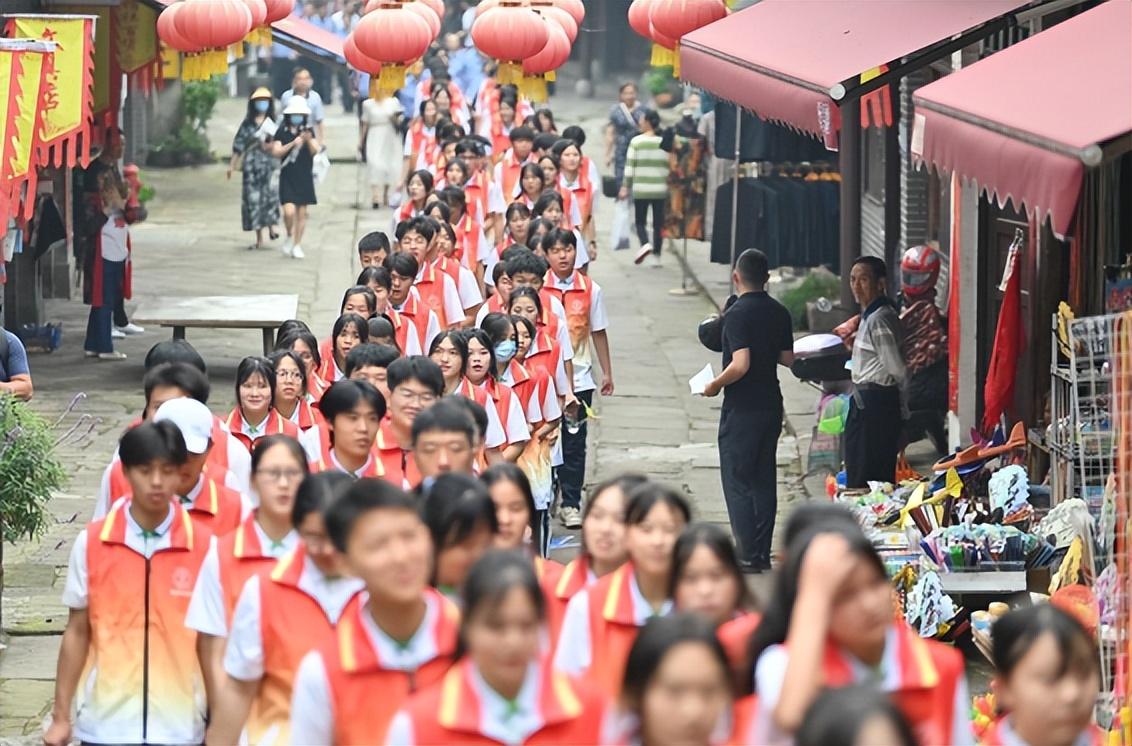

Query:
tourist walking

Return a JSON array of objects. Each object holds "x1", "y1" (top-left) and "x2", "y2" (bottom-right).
[
  {"x1": 358, "y1": 93, "x2": 404, "y2": 209},
  {"x1": 272, "y1": 97, "x2": 320, "y2": 260},
  {"x1": 228, "y1": 88, "x2": 280, "y2": 250},
  {"x1": 605, "y1": 82, "x2": 644, "y2": 251},
  {"x1": 620, "y1": 109, "x2": 670, "y2": 267}
]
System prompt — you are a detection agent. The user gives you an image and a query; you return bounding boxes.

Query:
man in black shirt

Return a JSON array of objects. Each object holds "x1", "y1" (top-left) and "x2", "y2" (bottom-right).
[{"x1": 703, "y1": 249, "x2": 794, "y2": 571}]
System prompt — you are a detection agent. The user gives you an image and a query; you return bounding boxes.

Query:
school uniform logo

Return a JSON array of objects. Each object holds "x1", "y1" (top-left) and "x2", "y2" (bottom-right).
[
  {"x1": 568, "y1": 299, "x2": 585, "y2": 314},
  {"x1": 171, "y1": 566, "x2": 194, "y2": 597}
]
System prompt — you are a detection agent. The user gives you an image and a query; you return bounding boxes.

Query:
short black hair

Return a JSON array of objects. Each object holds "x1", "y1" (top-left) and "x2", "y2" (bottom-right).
[
  {"x1": 345, "y1": 343, "x2": 399, "y2": 377},
  {"x1": 545, "y1": 227, "x2": 576, "y2": 250},
  {"x1": 384, "y1": 251, "x2": 419, "y2": 279},
  {"x1": 439, "y1": 185, "x2": 467, "y2": 210},
  {"x1": 481, "y1": 463, "x2": 538, "y2": 539},
  {"x1": 387, "y1": 355, "x2": 444, "y2": 396},
  {"x1": 621, "y1": 614, "x2": 731, "y2": 711},
  {"x1": 340, "y1": 286, "x2": 377, "y2": 317},
  {"x1": 560, "y1": 125, "x2": 586, "y2": 147},
  {"x1": 504, "y1": 202, "x2": 531, "y2": 225},
  {"x1": 491, "y1": 260, "x2": 511, "y2": 287},
  {"x1": 511, "y1": 313, "x2": 537, "y2": 342},
  {"x1": 457, "y1": 550, "x2": 544, "y2": 658},
  {"x1": 509, "y1": 125, "x2": 535, "y2": 143},
  {"x1": 993, "y1": 605, "x2": 1099, "y2": 681},
  {"x1": 463, "y1": 328, "x2": 497, "y2": 379},
  {"x1": 507, "y1": 286, "x2": 544, "y2": 317},
  {"x1": 236, "y1": 356, "x2": 277, "y2": 408},
  {"x1": 144, "y1": 362, "x2": 210, "y2": 406},
  {"x1": 325, "y1": 477, "x2": 420, "y2": 553},
  {"x1": 642, "y1": 109, "x2": 661, "y2": 131},
  {"x1": 356, "y1": 266, "x2": 391, "y2": 291},
  {"x1": 445, "y1": 395, "x2": 488, "y2": 441},
  {"x1": 735, "y1": 248, "x2": 770, "y2": 287},
  {"x1": 358, "y1": 231, "x2": 390, "y2": 255},
  {"x1": 276, "y1": 329, "x2": 322, "y2": 370},
  {"x1": 275, "y1": 319, "x2": 312, "y2": 347},
  {"x1": 267, "y1": 349, "x2": 308, "y2": 392},
  {"x1": 428, "y1": 330, "x2": 469, "y2": 376},
  {"x1": 421, "y1": 472, "x2": 498, "y2": 554},
  {"x1": 120, "y1": 420, "x2": 188, "y2": 468},
  {"x1": 250, "y1": 433, "x2": 308, "y2": 477},
  {"x1": 500, "y1": 244, "x2": 533, "y2": 265},
  {"x1": 531, "y1": 190, "x2": 564, "y2": 218},
  {"x1": 795, "y1": 686, "x2": 918, "y2": 746},
  {"x1": 851, "y1": 255, "x2": 887, "y2": 281},
  {"x1": 401, "y1": 215, "x2": 437, "y2": 243},
  {"x1": 331, "y1": 313, "x2": 369, "y2": 348},
  {"x1": 144, "y1": 340, "x2": 206, "y2": 373},
  {"x1": 412, "y1": 397, "x2": 476, "y2": 446},
  {"x1": 505, "y1": 251, "x2": 549, "y2": 279},
  {"x1": 444, "y1": 157, "x2": 469, "y2": 182},
  {"x1": 671, "y1": 523, "x2": 755, "y2": 611},
  {"x1": 550, "y1": 138, "x2": 580, "y2": 159},
  {"x1": 480, "y1": 312, "x2": 514, "y2": 348},
  {"x1": 406, "y1": 168, "x2": 435, "y2": 193},
  {"x1": 425, "y1": 199, "x2": 451, "y2": 224},
  {"x1": 532, "y1": 131, "x2": 558, "y2": 152},
  {"x1": 317, "y1": 379, "x2": 387, "y2": 423},
  {"x1": 625, "y1": 482, "x2": 692, "y2": 526},
  {"x1": 293, "y1": 471, "x2": 353, "y2": 530},
  {"x1": 781, "y1": 501, "x2": 860, "y2": 549},
  {"x1": 366, "y1": 317, "x2": 397, "y2": 345}
]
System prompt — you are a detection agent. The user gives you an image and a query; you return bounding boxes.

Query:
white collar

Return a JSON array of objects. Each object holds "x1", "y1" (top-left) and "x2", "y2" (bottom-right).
[
  {"x1": 124, "y1": 501, "x2": 176, "y2": 539},
  {"x1": 471, "y1": 661, "x2": 543, "y2": 743},
  {"x1": 628, "y1": 572, "x2": 673, "y2": 625},
  {"x1": 182, "y1": 473, "x2": 207, "y2": 504},
  {"x1": 357, "y1": 591, "x2": 441, "y2": 671},
  {"x1": 551, "y1": 272, "x2": 576, "y2": 289},
  {"x1": 252, "y1": 521, "x2": 298, "y2": 557},
  {"x1": 330, "y1": 448, "x2": 374, "y2": 478}
]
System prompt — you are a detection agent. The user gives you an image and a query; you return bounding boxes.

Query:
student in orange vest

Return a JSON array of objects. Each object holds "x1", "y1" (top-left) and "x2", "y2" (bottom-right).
[
  {"x1": 290, "y1": 477, "x2": 459, "y2": 744},
  {"x1": 554, "y1": 133, "x2": 599, "y2": 257},
  {"x1": 532, "y1": 192, "x2": 590, "y2": 269},
  {"x1": 226, "y1": 356, "x2": 301, "y2": 452},
  {"x1": 358, "y1": 230, "x2": 391, "y2": 269},
  {"x1": 506, "y1": 253, "x2": 574, "y2": 357},
  {"x1": 397, "y1": 216, "x2": 479, "y2": 327},
  {"x1": 345, "y1": 343, "x2": 399, "y2": 403},
  {"x1": 498, "y1": 203, "x2": 533, "y2": 257},
  {"x1": 509, "y1": 289, "x2": 575, "y2": 410},
  {"x1": 435, "y1": 220, "x2": 487, "y2": 315},
  {"x1": 387, "y1": 549, "x2": 615, "y2": 745},
  {"x1": 317, "y1": 314, "x2": 369, "y2": 384},
  {"x1": 394, "y1": 168, "x2": 436, "y2": 233},
  {"x1": 207, "y1": 471, "x2": 362, "y2": 744},
  {"x1": 46, "y1": 421, "x2": 211, "y2": 746},
  {"x1": 95, "y1": 362, "x2": 252, "y2": 516},
  {"x1": 493, "y1": 125, "x2": 536, "y2": 200},
  {"x1": 268, "y1": 350, "x2": 324, "y2": 433},
  {"x1": 464, "y1": 327, "x2": 531, "y2": 462},
  {"x1": 542, "y1": 228, "x2": 614, "y2": 529},
  {"x1": 620, "y1": 614, "x2": 737, "y2": 746},
  {"x1": 377, "y1": 356, "x2": 444, "y2": 489},
  {"x1": 355, "y1": 267, "x2": 425, "y2": 356},
  {"x1": 671, "y1": 523, "x2": 760, "y2": 679},
  {"x1": 186, "y1": 435, "x2": 306, "y2": 714},
  {"x1": 482, "y1": 463, "x2": 542, "y2": 554},
  {"x1": 154, "y1": 397, "x2": 250, "y2": 537},
  {"x1": 554, "y1": 483, "x2": 690, "y2": 697},
  {"x1": 794, "y1": 685, "x2": 918, "y2": 746},
  {"x1": 275, "y1": 327, "x2": 331, "y2": 403},
  {"x1": 310, "y1": 379, "x2": 386, "y2": 478},
  {"x1": 316, "y1": 286, "x2": 378, "y2": 369},
  {"x1": 387, "y1": 251, "x2": 445, "y2": 352},
  {"x1": 747, "y1": 526, "x2": 973, "y2": 746},
  {"x1": 441, "y1": 185, "x2": 497, "y2": 286},
  {"x1": 429, "y1": 330, "x2": 508, "y2": 459},
  {"x1": 402, "y1": 103, "x2": 439, "y2": 193},
  {"x1": 981, "y1": 606, "x2": 1102, "y2": 746},
  {"x1": 422, "y1": 472, "x2": 498, "y2": 603},
  {"x1": 542, "y1": 474, "x2": 642, "y2": 648},
  {"x1": 410, "y1": 397, "x2": 479, "y2": 487}
]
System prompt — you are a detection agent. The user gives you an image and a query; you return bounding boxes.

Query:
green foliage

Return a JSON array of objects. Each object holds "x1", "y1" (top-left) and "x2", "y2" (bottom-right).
[
  {"x1": 182, "y1": 79, "x2": 222, "y2": 133},
  {"x1": 150, "y1": 79, "x2": 222, "y2": 165},
  {"x1": 0, "y1": 395, "x2": 67, "y2": 543},
  {"x1": 644, "y1": 65, "x2": 675, "y2": 95},
  {"x1": 780, "y1": 273, "x2": 842, "y2": 331}
]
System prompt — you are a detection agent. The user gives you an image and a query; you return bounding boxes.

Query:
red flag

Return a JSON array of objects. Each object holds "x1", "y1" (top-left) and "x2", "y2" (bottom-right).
[{"x1": 982, "y1": 246, "x2": 1025, "y2": 432}]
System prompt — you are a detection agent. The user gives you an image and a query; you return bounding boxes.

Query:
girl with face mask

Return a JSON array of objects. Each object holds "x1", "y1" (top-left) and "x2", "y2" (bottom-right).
[
  {"x1": 465, "y1": 326, "x2": 530, "y2": 463},
  {"x1": 230, "y1": 88, "x2": 280, "y2": 250},
  {"x1": 271, "y1": 98, "x2": 320, "y2": 260}
]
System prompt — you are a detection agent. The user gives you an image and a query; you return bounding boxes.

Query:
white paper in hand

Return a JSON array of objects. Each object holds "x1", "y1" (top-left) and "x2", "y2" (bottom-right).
[{"x1": 689, "y1": 363, "x2": 714, "y2": 396}]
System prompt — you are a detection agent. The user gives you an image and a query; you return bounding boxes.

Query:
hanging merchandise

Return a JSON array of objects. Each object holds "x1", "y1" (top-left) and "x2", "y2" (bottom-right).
[
  {"x1": 237, "y1": 0, "x2": 270, "y2": 48},
  {"x1": 982, "y1": 228, "x2": 1026, "y2": 433},
  {"x1": 471, "y1": 1, "x2": 549, "y2": 86},
  {"x1": 112, "y1": 1, "x2": 165, "y2": 93},
  {"x1": 353, "y1": 1, "x2": 434, "y2": 95}
]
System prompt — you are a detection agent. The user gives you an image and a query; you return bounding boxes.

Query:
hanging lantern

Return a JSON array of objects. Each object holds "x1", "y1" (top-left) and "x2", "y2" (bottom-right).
[
  {"x1": 262, "y1": 0, "x2": 292, "y2": 23},
  {"x1": 157, "y1": 2, "x2": 199, "y2": 53},
  {"x1": 551, "y1": 0, "x2": 584, "y2": 25},
  {"x1": 475, "y1": 0, "x2": 504, "y2": 18},
  {"x1": 628, "y1": 0, "x2": 655, "y2": 38},
  {"x1": 240, "y1": 0, "x2": 272, "y2": 47},
  {"x1": 648, "y1": 21, "x2": 677, "y2": 68},
  {"x1": 417, "y1": 0, "x2": 445, "y2": 19},
  {"x1": 173, "y1": 0, "x2": 252, "y2": 79},
  {"x1": 344, "y1": 32, "x2": 384, "y2": 99},
  {"x1": 629, "y1": 0, "x2": 670, "y2": 67},
  {"x1": 404, "y1": 1, "x2": 442, "y2": 38},
  {"x1": 354, "y1": 2, "x2": 433, "y2": 95},
  {"x1": 649, "y1": 0, "x2": 727, "y2": 75},
  {"x1": 530, "y1": 0, "x2": 577, "y2": 44},
  {"x1": 472, "y1": 1, "x2": 548, "y2": 86},
  {"x1": 521, "y1": 16, "x2": 570, "y2": 102}
]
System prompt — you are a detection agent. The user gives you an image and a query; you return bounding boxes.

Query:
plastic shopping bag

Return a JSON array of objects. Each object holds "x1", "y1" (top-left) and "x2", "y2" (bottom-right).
[{"x1": 610, "y1": 198, "x2": 631, "y2": 250}]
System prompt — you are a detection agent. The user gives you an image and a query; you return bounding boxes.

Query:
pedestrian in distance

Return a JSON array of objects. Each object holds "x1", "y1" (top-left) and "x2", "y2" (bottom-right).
[
  {"x1": 228, "y1": 87, "x2": 280, "y2": 250},
  {"x1": 702, "y1": 248, "x2": 794, "y2": 573},
  {"x1": 358, "y1": 90, "x2": 404, "y2": 209},
  {"x1": 272, "y1": 96, "x2": 320, "y2": 259},
  {"x1": 622, "y1": 109, "x2": 670, "y2": 267}
]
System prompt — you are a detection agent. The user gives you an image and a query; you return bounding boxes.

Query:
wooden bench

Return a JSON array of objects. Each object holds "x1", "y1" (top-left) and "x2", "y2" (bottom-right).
[{"x1": 131, "y1": 294, "x2": 299, "y2": 356}]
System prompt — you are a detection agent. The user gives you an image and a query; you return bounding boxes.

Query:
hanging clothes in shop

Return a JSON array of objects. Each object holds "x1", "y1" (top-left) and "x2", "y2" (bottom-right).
[
  {"x1": 661, "y1": 123, "x2": 707, "y2": 241},
  {"x1": 713, "y1": 102, "x2": 835, "y2": 164}
]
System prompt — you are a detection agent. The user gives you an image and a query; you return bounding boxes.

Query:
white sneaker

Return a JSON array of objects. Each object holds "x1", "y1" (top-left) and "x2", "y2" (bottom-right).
[
  {"x1": 634, "y1": 243, "x2": 652, "y2": 265},
  {"x1": 117, "y1": 322, "x2": 144, "y2": 335},
  {"x1": 291, "y1": 244, "x2": 305, "y2": 259},
  {"x1": 98, "y1": 351, "x2": 128, "y2": 360},
  {"x1": 111, "y1": 328, "x2": 126, "y2": 339},
  {"x1": 84, "y1": 350, "x2": 98, "y2": 358},
  {"x1": 650, "y1": 253, "x2": 661, "y2": 268},
  {"x1": 559, "y1": 506, "x2": 582, "y2": 529},
  {"x1": 281, "y1": 237, "x2": 294, "y2": 257}
]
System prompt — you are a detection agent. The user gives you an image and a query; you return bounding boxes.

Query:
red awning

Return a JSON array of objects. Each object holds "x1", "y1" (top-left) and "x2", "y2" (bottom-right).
[
  {"x1": 912, "y1": 1, "x2": 1132, "y2": 236},
  {"x1": 680, "y1": 0, "x2": 1028, "y2": 140}
]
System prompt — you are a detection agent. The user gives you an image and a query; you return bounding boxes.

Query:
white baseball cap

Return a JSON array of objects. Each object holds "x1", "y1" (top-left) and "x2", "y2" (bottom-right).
[{"x1": 154, "y1": 397, "x2": 213, "y2": 455}]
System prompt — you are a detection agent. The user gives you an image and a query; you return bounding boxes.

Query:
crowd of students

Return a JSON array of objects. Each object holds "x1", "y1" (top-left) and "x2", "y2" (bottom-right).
[{"x1": 42, "y1": 78, "x2": 1105, "y2": 746}]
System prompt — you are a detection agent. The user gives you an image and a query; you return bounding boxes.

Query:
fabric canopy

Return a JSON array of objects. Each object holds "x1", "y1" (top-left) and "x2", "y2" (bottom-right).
[
  {"x1": 912, "y1": 0, "x2": 1132, "y2": 236},
  {"x1": 680, "y1": 0, "x2": 1027, "y2": 140}
]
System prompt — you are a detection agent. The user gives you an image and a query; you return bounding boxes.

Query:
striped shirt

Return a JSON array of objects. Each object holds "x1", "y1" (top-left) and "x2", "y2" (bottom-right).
[{"x1": 622, "y1": 134, "x2": 669, "y2": 199}]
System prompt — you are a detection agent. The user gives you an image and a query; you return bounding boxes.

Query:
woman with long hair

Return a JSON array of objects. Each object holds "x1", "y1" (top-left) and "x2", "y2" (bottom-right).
[
  {"x1": 229, "y1": 88, "x2": 279, "y2": 250},
  {"x1": 225, "y1": 356, "x2": 299, "y2": 451}
]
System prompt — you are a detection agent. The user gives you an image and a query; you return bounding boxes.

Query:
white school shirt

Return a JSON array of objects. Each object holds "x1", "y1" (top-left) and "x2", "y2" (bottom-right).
[
  {"x1": 411, "y1": 269, "x2": 465, "y2": 328},
  {"x1": 548, "y1": 272, "x2": 608, "y2": 393},
  {"x1": 501, "y1": 366, "x2": 556, "y2": 425},
  {"x1": 329, "y1": 448, "x2": 379, "y2": 478},
  {"x1": 526, "y1": 333, "x2": 572, "y2": 401},
  {"x1": 291, "y1": 591, "x2": 446, "y2": 744},
  {"x1": 480, "y1": 392, "x2": 507, "y2": 449},
  {"x1": 394, "y1": 299, "x2": 443, "y2": 352},
  {"x1": 552, "y1": 572, "x2": 673, "y2": 678},
  {"x1": 496, "y1": 386, "x2": 532, "y2": 445},
  {"x1": 487, "y1": 180, "x2": 506, "y2": 216},
  {"x1": 752, "y1": 626, "x2": 974, "y2": 746},
  {"x1": 435, "y1": 259, "x2": 483, "y2": 311},
  {"x1": 184, "y1": 523, "x2": 298, "y2": 637},
  {"x1": 545, "y1": 294, "x2": 575, "y2": 359},
  {"x1": 223, "y1": 564, "x2": 363, "y2": 681}
]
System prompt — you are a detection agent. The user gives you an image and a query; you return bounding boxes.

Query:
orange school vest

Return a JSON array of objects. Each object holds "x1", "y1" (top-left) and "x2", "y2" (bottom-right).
[
  {"x1": 182, "y1": 475, "x2": 244, "y2": 537},
  {"x1": 309, "y1": 439, "x2": 386, "y2": 478},
  {"x1": 820, "y1": 621, "x2": 967, "y2": 746},
  {"x1": 481, "y1": 377, "x2": 522, "y2": 445},
  {"x1": 85, "y1": 502, "x2": 211, "y2": 742},
  {"x1": 497, "y1": 150, "x2": 526, "y2": 201},
  {"x1": 560, "y1": 160, "x2": 595, "y2": 223},
  {"x1": 542, "y1": 556, "x2": 592, "y2": 650},
  {"x1": 464, "y1": 171, "x2": 493, "y2": 224},
  {"x1": 542, "y1": 271, "x2": 594, "y2": 354},
  {"x1": 404, "y1": 659, "x2": 609, "y2": 746},
  {"x1": 322, "y1": 590, "x2": 459, "y2": 745},
  {"x1": 583, "y1": 563, "x2": 648, "y2": 699},
  {"x1": 717, "y1": 611, "x2": 762, "y2": 675},
  {"x1": 453, "y1": 212, "x2": 484, "y2": 269},
  {"x1": 286, "y1": 398, "x2": 324, "y2": 432},
  {"x1": 246, "y1": 546, "x2": 360, "y2": 745},
  {"x1": 375, "y1": 417, "x2": 422, "y2": 489},
  {"x1": 387, "y1": 307, "x2": 422, "y2": 355},
  {"x1": 724, "y1": 695, "x2": 759, "y2": 746},
  {"x1": 224, "y1": 408, "x2": 300, "y2": 453},
  {"x1": 396, "y1": 294, "x2": 433, "y2": 351},
  {"x1": 414, "y1": 264, "x2": 451, "y2": 328},
  {"x1": 215, "y1": 514, "x2": 279, "y2": 623}
]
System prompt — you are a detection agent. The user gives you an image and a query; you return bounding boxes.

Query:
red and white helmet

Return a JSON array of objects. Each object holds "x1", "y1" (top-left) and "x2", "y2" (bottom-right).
[{"x1": 901, "y1": 245, "x2": 941, "y2": 299}]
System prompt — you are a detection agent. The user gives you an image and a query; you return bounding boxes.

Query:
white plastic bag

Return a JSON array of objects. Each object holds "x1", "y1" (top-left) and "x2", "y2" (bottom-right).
[
  {"x1": 312, "y1": 150, "x2": 330, "y2": 185},
  {"x1": 609, "y1": 197, "x2": 631, "y2": 250}
]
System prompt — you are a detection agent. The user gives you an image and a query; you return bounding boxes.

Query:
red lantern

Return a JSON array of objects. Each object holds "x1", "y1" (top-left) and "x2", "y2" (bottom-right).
[
  {"x1": 552, "y1": 0, "x2": 584, "y2": 25},
  {"x1": 649, "y1": 0, "x2": 727, "y2": 74},
  {"x1": 648, "y1": 20, "x2": 677, "y2": 68},
  {"x1": 344, "y1": 32, "x2": 385, "y2": 99},
  {"x1": 240, "y1": 0, "x2": 271, "y2": 47},
  {"x1": 531, "y1": 1, "x2": 577, "y2": 44},
  {"x1": 476, "y1": 0, "x2": 504, "y2": 18},
  {"x1": 472, "y1": 2, "x2": 548, "y2": 85},
  {"x1": 171, "y1": 0, "x2": 252, "y2": 80},
  {"x1": 404, "y1": 1, "x2": 441, "y2": 38},
  {"x1": 417, "y1": 0, "x2": 445, "y2": 19},
  {"x1": 262, "y1": 0, "x2": 292, "y2": 24},
  {"x1": 521, "y1": 16, "x2": 570, "y2": 102},
  {"x1": 628, "y1": 0, "x2": 655, "y2": 39},
  {"x1": 354, "y1": 3, "x2": 433, "y2": 95},
  {"x1": 157, "y1": 3, "x2": 198, "y2": 52}
]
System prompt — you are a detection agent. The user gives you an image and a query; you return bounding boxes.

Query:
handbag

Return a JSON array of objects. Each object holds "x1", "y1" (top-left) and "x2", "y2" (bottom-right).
[{"x1": 601, "y1": 175, "x2": 618, "y2": 198}]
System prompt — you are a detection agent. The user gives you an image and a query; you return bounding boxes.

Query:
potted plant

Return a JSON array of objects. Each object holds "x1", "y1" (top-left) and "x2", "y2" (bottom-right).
[
  {"x1": 0, "y1": 395, "x2": 68, "y2": 633},
  {"x1": 643, "y1": 65, "x2": 682, "y2": 109}
]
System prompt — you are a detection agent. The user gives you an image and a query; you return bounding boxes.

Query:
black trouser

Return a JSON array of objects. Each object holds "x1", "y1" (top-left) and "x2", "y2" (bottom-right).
[
  {"x1": 634, "y1": 197, "x2": 665, "y2": 254},
  {"x1": 844, "y1": 385, "x2": 903, "y2": 488},
  {"x1": 718, "y1": 406, "x2": 782, "y2": 566},
  {"x1": 113, "y1": 296, "x2": 129, "y2": 327},
  {"x1": 559, "y1": 388, "x2": 593, "y2": 510}
]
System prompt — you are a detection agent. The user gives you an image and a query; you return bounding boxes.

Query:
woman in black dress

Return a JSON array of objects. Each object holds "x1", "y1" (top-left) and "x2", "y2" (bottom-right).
[{"x1": 271, "y1": 97, "x2": 320, "y2": 259}]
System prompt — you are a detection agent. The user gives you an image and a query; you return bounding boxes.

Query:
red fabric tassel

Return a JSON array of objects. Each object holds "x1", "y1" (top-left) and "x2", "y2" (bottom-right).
[{"x1": 981, "y1": 247, "x2": 1025, "y2": 432}]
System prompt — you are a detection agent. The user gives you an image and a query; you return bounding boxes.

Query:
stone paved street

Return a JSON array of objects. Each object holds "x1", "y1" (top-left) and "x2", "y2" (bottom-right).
[{"x1": 0, "y1": 83, "x2": 821, "y2": 738}]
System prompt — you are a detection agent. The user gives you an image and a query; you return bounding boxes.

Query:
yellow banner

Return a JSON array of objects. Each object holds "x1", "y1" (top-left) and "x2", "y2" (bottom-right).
[
  {"x1": 7, "y1": 15, "x2": 96, "y2": 159},
  {"x1": 114, "y1": 0, "x2": 161, "y2": 89},
  {"x1": 0, "y1": 40, "x2": 53, "y2": 226}
]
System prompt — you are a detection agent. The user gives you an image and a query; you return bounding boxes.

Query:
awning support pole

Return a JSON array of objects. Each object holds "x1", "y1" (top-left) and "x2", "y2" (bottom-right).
[
  {"x1": 840, "y1": 99, "x2": 861, "y2": 310},
  {"x1": 728, "y1": 108, "x2": 741, "y2": 296}
]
